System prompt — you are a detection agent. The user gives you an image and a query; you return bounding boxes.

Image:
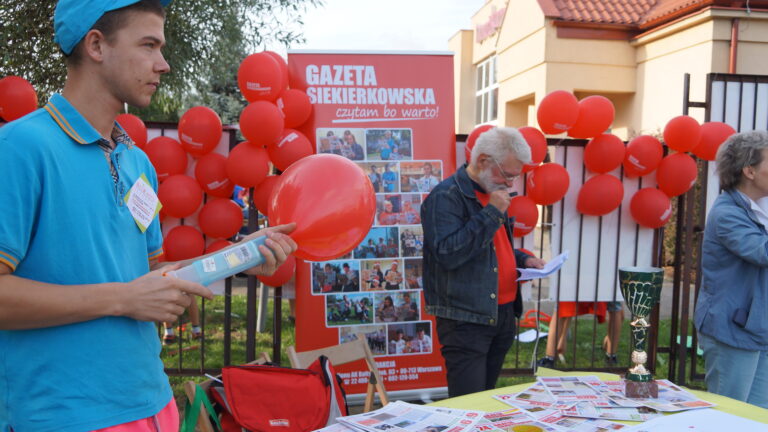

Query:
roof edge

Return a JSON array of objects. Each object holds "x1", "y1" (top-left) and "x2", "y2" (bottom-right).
[{"x1": 537, "y1": 0, "x2": 561, "y2": 18}]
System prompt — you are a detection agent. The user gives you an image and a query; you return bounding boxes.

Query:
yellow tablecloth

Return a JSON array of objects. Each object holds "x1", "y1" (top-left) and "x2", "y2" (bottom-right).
[{"x1": 429, "y1": 368, "x2": 768, "y2": 424}]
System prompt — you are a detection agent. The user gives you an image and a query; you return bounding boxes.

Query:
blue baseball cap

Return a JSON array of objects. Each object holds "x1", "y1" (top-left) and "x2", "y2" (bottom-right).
[{"x1": 54, "y1": 0, "x2": 172, "y2": 55}]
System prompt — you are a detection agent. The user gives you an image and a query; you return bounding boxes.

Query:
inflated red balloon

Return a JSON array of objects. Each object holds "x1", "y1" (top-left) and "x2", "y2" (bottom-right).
[
  {"x1": 253, "y1": 175, "x2": 280, "y2": 217},
  {"x1": 537, "y1": 90, "x2": 579, "y2": 135},
  {"x1": 584, "y1": 133, "x2": 625, "y2": 174},
  {"x1": 258, "y1": 255, "x2": 296, "y2": 287},
  {"x1": 567, "y1": 96, "x2": 615, "y2": 139},
  {"x1": 239, "y1": 101, "x2": 284, "y2": 147},
  {"x1": 237, "y1": 52, "x2": 285, "y2": 102},
  {"x1": 0, "y1": 76, "x2": 37, "y2": 121},
  {"x1": 264, "y1": 51, "x2": 289, "y2": 96},
  {"x1": 656, "y1": 153, "x2": 698, "y2": 197},
  {"x1": 194, "y1": 153, "x2": 234, "y2": 198},
  {"x1": 205, "y1": 239, "x2": 233, "y2": 254},
  {"x1": 267, "y1": 129, "x2": 314, "y2": 172},
  {"x1": 664, "y1": 115, "x2": 701, "y2": 152},
  {"x1": 276, "y1": 89, "x2": 312, "y2": 128},
  {"x1": 116, "y1": 113, "x2": 147, "y2": 149},
  {"x1": 178, "y1": 106, "x2": 222, "y2": 157},
  {"x1": 144, "y1": 136, "x2": 188, "y2": 182},
  {"x1": 157, "y1": 174, "x2": 203, "y2": 218},
  {"x1": 630, "y1": 188, "x2": 672, "y2": 229},
  {"x1": 507, "y1": 195, "x2": 539, "y2": 237},
  {"x1": 225, "y1": 142, "x2": 270, "y2": 187},
  {"x1": 519, "y1": 127, "x2": 547, "y2": 173},
  {"x1": 163, "y1": 225, "x2": 205, "y2": 261},
  {"x1": 198, "y1": 199, "x2": 243, "y2": 239},
  {"x1": 465, "y1": 124, "x2": 494, "y2": 163},
  {"x1": 526, "y1": 163, "x2": 570, "y2": 205},
  {"x1": 623, "y1": 135, "x2": 663, "y2": 177},
  {"x1": 692, "y1": 122, "x2": 736, "y2": 161},
  {"x1": 268, "y1": 154, "x2": 376, "y2": 261},
  {"x1": 577, "y1": 174, "x2": 624, "y2": 216}
]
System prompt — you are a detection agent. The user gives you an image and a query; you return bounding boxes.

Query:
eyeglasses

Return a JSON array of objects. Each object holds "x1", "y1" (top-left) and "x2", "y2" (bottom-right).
[{"x1": 491, "y1": 158, "x2": 520, "y2": 184}]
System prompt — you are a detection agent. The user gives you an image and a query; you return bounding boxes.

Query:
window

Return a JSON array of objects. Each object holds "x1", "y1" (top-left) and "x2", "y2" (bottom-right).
[{"x1": 475, "y1": 56, "x2": 498, "y2": 125}]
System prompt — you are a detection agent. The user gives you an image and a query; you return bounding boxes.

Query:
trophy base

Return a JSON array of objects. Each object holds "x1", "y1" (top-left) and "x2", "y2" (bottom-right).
[{"x1": 625, "y1": 379, "x2": 658, "y2": 398}]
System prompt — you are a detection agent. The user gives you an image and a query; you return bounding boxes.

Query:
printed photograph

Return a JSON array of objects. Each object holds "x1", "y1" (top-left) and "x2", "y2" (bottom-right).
[
  {"x1": 317, "y1": 128, "x2": 365, "y2": 161},
  {"x1": 365, "y1": 129, "x2": 413, "y2": 161},
  {"x1": 374, "y1": 289, "x2": 420, "y2": 323},
  {"x1": 339, "y1": 324, "x2": 388, "y2": 356},
  {"x1": 400, "y1": 161, "x2": 442, "y2": 193},
  {"x1": 400, "y1": 225, "x2": 424, "y2": 258},
  {"x1": 387, "y1": 322, "x2": 432, "y2": 355},
  {"x1": 358, "y1": 162, "x2": 399, "y2": 194},
  {"x1": 353, "y1": 227, "x2": 399, "y2": 259},
  {"x1": 360, "y1": 259, "x2": 400, "y2": 291},
  {"x1": 325, "y1": 293, "x2": 374, "y2": 327},
  {"x1": 404, "y1": 259, "x2": 423, "y2": 290},
  {"x1": 311, "y1": 260, "x2": 360, "y2": 294}
]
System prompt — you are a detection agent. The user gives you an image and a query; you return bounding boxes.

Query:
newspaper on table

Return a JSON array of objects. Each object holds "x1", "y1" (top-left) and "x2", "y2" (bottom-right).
[
  {"x1": 337, "y1": 400, "x2": 485, "y2": 432},
  {"x1": 537, "y1": 411, "x2": 629, "y2": 431},
  {"x1": 560, "y1": 402, "x2": 662, "y2": 422},
  {"x1": 537, "y1": 376, "x2": 613, "y2": 407},
  {"x1": 493, "y1": 382, "x2": 576, "y2": 410},
  {"x1": 473, "y1": 408, "x2": 560, "y2": 432},
  {"x1": 599, "y1": 379, "x2": 715, "y2": 412},
  {"x1": 314, "y1": 423, "x2": 360, "y2": 432}
]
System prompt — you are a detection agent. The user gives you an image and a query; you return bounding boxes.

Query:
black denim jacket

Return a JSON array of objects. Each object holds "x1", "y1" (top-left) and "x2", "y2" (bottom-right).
[{"x1": 421, "y1": 165, "x2": 529, "y2": 325}]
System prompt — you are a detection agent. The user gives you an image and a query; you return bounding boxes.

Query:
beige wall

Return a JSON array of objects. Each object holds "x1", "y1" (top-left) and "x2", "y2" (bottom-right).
[{"x1": 449, "y1": 30, "x2": 477, "y2": 135}]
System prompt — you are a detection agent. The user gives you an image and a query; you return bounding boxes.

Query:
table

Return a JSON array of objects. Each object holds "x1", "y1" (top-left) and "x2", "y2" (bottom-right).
[{"x1": 429, "y1": 368, "x2": 768, "y2": 425}]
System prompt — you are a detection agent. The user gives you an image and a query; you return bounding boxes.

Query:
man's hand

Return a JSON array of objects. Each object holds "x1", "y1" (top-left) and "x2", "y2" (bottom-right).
[
  {"x1": 488, "y1": 189, "x2": 512, "y2": 213},
  {"x1": 119, "y1": 264, "x2": 213, "y2": 323},
  {"x1": 242, "y1": 223, "x2": 298, "y2": 277},
  {"x1": 524, "y1": 256, "x2": 546, "y2": 269}
]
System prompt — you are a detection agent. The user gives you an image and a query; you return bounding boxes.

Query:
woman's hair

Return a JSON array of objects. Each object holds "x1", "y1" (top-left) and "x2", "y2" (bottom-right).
[
  {"x1": 471, "y1": 127, "x2": 532, "y2": 166},
  {"x1": 716, "y1": 130, "x2": 768, "y2": 190}
]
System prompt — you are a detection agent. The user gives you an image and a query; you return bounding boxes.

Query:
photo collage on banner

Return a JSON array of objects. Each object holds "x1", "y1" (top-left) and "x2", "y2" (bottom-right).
[{"x1": 313, "y1": 127, "x2": 441, "y2": 357}]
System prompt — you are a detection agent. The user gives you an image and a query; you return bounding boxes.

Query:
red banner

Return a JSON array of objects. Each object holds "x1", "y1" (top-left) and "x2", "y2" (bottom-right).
[{"x1": 288, "y1": 51, "x2": 455, "y2": 396}]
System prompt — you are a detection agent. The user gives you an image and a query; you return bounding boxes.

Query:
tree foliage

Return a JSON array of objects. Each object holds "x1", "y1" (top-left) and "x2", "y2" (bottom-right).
[{"x1": 1, "y1": 0, "x2": 321, "y2": 122}]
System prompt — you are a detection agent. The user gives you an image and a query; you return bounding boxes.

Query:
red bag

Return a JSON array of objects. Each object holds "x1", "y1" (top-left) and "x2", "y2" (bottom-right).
[{"x1": 210, "y1": 356, "x2": 348, "y2": 432}]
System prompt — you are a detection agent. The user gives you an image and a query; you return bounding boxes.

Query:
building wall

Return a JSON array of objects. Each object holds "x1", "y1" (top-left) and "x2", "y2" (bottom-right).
[{"x1": 449, "y1": 30, "x2": 477, "y2": 135}]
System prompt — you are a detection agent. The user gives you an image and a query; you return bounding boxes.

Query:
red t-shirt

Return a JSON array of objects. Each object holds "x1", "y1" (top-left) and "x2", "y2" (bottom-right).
[{"x1": 475, "y1": 191, "x2": 518, "y2": 304}]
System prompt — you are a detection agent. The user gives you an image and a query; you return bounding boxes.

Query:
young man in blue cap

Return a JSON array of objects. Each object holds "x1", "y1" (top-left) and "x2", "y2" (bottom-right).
[{"x1": 0, "y1": 1, "x2": 297, "y2": 431}]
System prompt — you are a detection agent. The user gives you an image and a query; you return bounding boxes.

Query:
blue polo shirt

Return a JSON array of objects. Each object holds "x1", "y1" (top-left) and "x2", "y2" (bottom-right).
[{"x1": 0, "y1": 94, "x2": 167, "y2": 432}]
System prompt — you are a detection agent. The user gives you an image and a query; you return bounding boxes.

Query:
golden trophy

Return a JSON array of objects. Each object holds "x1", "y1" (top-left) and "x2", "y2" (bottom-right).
[{"x1": 619, "y1": 266, "x2": 664, "y2": 398}]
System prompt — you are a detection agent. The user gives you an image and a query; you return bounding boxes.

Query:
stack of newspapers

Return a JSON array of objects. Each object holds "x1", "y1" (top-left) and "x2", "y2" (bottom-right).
[{"x1": 316, "y1": 376, "x2": 716, "y2": 432}]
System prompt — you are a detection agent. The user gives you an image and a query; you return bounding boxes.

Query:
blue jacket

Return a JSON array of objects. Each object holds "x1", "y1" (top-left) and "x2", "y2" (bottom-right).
[
  {"x1": 421, "y1": 165, "x2": 529, "y2": 325},
  {"x1": 695, "y1": 189, "x2": 768, "y2": 351}
]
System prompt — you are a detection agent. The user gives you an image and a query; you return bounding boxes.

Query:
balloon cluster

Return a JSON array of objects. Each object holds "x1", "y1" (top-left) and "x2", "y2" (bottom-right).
[{"x1": 0, "y1": 76, "x2": 38, "y2": 122}]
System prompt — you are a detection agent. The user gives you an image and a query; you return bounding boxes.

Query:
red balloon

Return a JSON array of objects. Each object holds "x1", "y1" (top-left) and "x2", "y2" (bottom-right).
[
  {"x1": 692, "y1": 122, "x2": 736, "y2": 161},
  {"x1": 276, "y1": 89, "x2": 312, "y2": 128},
  {"x1": 239, "y1": 101, "x2": 284, "y2": 147},
  {"x1": 656, "y1": 153, "x2": 698, "y2": 197},
  {"x1": 253, "y1": 175, "x2": 280, "y2": 217},
  {"x1": 205, "y1": 239, "x2": 233, "y2": 254},
  {"x1": 623, "y1": 135, "x2": 663, "y2": 177},
  {"x1": 237, "y1": 52, "x2": 285, "y2": 102},
  {"x1": 198, "y1": 199, "x2": 243, "y2": 239},
  {"x1": 144, "y1": 136, "x2": 188, "y2": 182},
  {"x1": 0, "y1": 76, "x2": 37, "y2": 121},
  {"x1": 577, "y1": 174, "x2": 624, "y2": 216},
  {"x1": 567, "y1": 96, "x2": 615, "y2": 139},
  {"x1": 664, "y1": 115, "x2": 701, "y2": 152},
  {"x1": 178, "y1": 106, "x2": 222, "y2": 157},
  {"x1": 630, "y1": 188, "x2": 672, "y2": 228},
  {"x1": 263, "y1": 51, "x2": 289, "y2": 96},
  {"x1": 268, "y1": 154, "x2": 376, "y2": 261},
  {"x1": 584, "y1": 133, "x2": 625, "y2": 174},
  {"x1": 195, "y1": 153, "x2": 234, "y2": 198},
  {"x1": 465, "y1": 124, "x2": 494, "y2": 163},
  {"x1": 526, "y1": 163, "x2": 570, "y2": 205},
  {"x1": 163, "y1": 225, "x2": 205, "y2": 261},
  {"x1": 537, "y1": 90, "x2": 579, "y2": 135},
  {"x1": 507, "y1": 196, "x2": 539, "y2": 237},
  {"x1": 267, "y1": 129, "x2": 314, "y2": 172},
  {"x1": 226, "y1": 142, "x2": 270, "y2": 187},
  {"x1": 258, "y1": 255, "x2": 297, "y2": 287},
  {"x1": 157, "y1": 174, "x2": 203, "y2": 218},
  {"x1": 519, "y1": 127, "x2": 547, "y2": 173},
  {"x1": 116, "y1": 113, "x2": 147, "y2": 149}
]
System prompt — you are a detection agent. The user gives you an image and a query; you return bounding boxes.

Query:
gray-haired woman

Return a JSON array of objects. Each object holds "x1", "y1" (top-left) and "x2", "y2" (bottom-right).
[{"x1": 695, "y1": 130, "x2": 768, "y2": 408}]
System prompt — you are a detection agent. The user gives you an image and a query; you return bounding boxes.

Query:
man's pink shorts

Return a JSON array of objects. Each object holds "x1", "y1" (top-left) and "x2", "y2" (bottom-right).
[{"x1": 91, "y1": 398, "x2": 178, "y2": 432}]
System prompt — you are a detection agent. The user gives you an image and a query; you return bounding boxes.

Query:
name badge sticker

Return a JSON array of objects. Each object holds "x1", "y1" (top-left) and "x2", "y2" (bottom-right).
[{"x1": 124, "y1": 174, "x2": 162, "y2": 232}]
